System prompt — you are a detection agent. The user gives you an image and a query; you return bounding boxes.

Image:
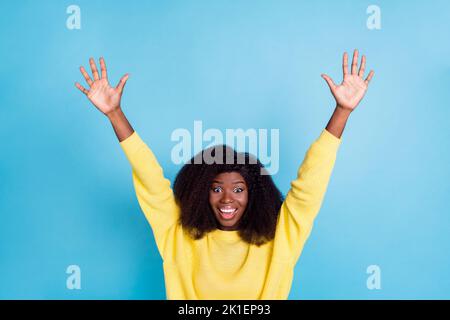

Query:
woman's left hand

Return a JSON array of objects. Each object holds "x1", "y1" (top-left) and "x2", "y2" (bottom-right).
[{"x1": 321, "y1": 49, "x2": 374, "y2": 112}]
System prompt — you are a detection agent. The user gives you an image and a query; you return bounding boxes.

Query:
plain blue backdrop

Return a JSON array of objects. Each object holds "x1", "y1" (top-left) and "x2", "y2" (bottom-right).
[{"x1": 0, "y1": 0, "x2": 449, "y2": 299}]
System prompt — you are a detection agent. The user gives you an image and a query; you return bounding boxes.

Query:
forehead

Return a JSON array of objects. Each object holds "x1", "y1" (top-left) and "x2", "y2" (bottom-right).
[{"x1": 213, "y1": 172, "x2": 246, "y2": 183}]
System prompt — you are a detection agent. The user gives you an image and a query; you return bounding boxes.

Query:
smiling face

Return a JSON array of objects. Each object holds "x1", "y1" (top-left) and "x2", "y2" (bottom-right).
[{"x1": 209, "y1": 172, "x2": 249, "y2": 231}]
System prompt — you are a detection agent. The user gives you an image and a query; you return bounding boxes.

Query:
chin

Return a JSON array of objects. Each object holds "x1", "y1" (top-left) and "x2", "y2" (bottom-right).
[
  {"x1": 218, "y1": 217, "x2": 242, "y2": 229},
  {"x1": 220, "y1": 221, "x2": 237, "y2": 227}
]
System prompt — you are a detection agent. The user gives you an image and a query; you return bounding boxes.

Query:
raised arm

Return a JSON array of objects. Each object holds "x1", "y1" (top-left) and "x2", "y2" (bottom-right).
[
  {"x1": 75, "y1": 58, "x2": 179, "y2": 260},
  {"x1": 273, "y1": 49, "x2": 374, "y2": 265}
]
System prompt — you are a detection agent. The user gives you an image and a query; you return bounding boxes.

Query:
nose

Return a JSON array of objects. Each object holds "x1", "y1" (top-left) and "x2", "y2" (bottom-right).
[{"x1": 220, "y1": 190, "x2": 234, "y2": 204}]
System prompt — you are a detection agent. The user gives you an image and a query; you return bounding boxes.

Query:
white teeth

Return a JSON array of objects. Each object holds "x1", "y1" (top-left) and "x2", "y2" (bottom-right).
[{"x1": 219, "y1": 208, "x2": 236, "y2": 213}]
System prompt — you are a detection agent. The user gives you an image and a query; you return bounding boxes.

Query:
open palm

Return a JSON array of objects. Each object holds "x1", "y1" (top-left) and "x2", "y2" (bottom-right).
[
  {"x1": 75, "y1": 57, "x2": 129, "y2": 116},
  {"x1": 321, "y1": 50, "x2": 374, "y2": 111}
]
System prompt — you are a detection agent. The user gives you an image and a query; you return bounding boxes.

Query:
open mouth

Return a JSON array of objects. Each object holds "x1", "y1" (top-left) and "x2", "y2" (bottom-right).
[{"x1": 218, "y1": 207, "x2": 237, "y2": 220}]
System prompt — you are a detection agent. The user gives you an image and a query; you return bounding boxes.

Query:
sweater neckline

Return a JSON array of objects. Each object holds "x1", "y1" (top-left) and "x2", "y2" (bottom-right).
[{"x1": 211, "y1": 228, "x2": 240, "y2": 242}]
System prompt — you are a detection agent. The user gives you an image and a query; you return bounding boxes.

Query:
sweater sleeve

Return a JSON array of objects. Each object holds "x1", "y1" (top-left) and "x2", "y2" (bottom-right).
[
  {"x1": 273, "y1": 129, "x2": 341, "y2": 266},
  {"x1": 120, "y1": 131, "x2": 180, "y2": 260}
]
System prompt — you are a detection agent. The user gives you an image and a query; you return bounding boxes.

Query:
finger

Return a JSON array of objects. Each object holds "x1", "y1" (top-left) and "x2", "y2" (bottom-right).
[
  {"x1": 358, "y1": 55, "x2": 366, "y2": 78},
  {"x1": 89, "y1": 57, "x2": 100, "y2": 80},
  {"x1": 79, "y1": 66, "x2": 93, "y2": 87},
  {"x1": 342, "y1": 52, "x2": 349, "y2": 76},
  {"x1": 116, "y1": 73, "x2": 129, "y2": 92},
  {"x1": 351, "y1": 49, "x2": 359, "y2": 75},
  {"x1": 75, "y1": 82, "x2": 89, "y2": 95},
  {"x1": 321, "y1": 74, "x2": 337, "y2": 92},
  {"x1": 365, "y1": 70, "x2": 375, "y2": 85},
  {"x1": 99, "y1": 57, "x2": 108, "y2": 80}
]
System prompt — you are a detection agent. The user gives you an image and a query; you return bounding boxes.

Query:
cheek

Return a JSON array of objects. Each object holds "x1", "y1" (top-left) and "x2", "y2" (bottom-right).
[
  {"x1": 209, "y1": 192, "x2": 219, "y2": 205},
  {"x1": 237, "y1": 192, "x2": 249, "y2": 206}
]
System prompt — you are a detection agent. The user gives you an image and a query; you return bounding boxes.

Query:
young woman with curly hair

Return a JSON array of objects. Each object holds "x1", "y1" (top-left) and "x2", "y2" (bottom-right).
[{"x1": 75, "y1": 50, "x2": 374, "y2": 299}]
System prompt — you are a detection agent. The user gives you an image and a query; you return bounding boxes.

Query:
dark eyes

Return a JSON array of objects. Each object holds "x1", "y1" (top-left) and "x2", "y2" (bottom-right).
[{"x1": 212, "y1": 186, "x2": 244, "y2": 193}]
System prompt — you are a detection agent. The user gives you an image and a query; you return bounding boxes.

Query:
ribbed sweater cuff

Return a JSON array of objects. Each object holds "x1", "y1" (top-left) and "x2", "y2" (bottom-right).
[
  {"x1": 119, "y1": 131, "x2": 143, "y2": 156},
  {"x1": 316, "y1": 129, "x2": 342, "y2": 154}
]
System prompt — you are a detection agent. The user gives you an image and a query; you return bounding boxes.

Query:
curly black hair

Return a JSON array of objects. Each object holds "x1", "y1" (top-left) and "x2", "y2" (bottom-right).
[{"x1": 173, "y1": 144, "x2": 284, "y2": 246}]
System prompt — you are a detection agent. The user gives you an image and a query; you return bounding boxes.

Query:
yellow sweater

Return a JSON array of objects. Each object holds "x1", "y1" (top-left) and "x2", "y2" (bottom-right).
[{"x1": 120, "y1": 129, "x2": 341, "y2": 299}]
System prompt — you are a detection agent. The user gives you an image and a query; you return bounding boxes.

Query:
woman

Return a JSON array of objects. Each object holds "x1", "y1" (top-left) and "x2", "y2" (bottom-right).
[{"x1": 75, "y1": 50, "x2": 374, "y2": 299}]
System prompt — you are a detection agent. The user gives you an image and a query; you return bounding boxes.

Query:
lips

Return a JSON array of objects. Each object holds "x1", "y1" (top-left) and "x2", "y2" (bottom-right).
[{"x1": 218, "y1": 207, "x2": 237, "y2": 220}]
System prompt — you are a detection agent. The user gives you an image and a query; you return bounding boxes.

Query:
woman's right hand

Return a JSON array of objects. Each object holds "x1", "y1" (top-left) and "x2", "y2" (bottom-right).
[{"x1": 75, "y1": 57, "x2": 129, "y2": 116}]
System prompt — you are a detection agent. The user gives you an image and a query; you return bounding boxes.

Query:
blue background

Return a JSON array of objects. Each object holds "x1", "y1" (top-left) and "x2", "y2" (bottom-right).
[{"x1": 0, "y1": 0, "x2": 449, "y2": 299}]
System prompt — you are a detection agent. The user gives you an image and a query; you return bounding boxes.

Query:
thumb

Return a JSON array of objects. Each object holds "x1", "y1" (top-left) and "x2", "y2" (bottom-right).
[
  {"x1": 321, "y1": 74, "x2": 336, "y2": 93},
  {"x1": 116, "y1": 73, "x2": 129, "y2": 93}
]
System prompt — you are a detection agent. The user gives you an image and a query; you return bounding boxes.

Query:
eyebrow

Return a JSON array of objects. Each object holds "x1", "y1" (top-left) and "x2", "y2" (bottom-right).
[{"x1": 212, "y1": 180, "x2": 246, "y2": 184}]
